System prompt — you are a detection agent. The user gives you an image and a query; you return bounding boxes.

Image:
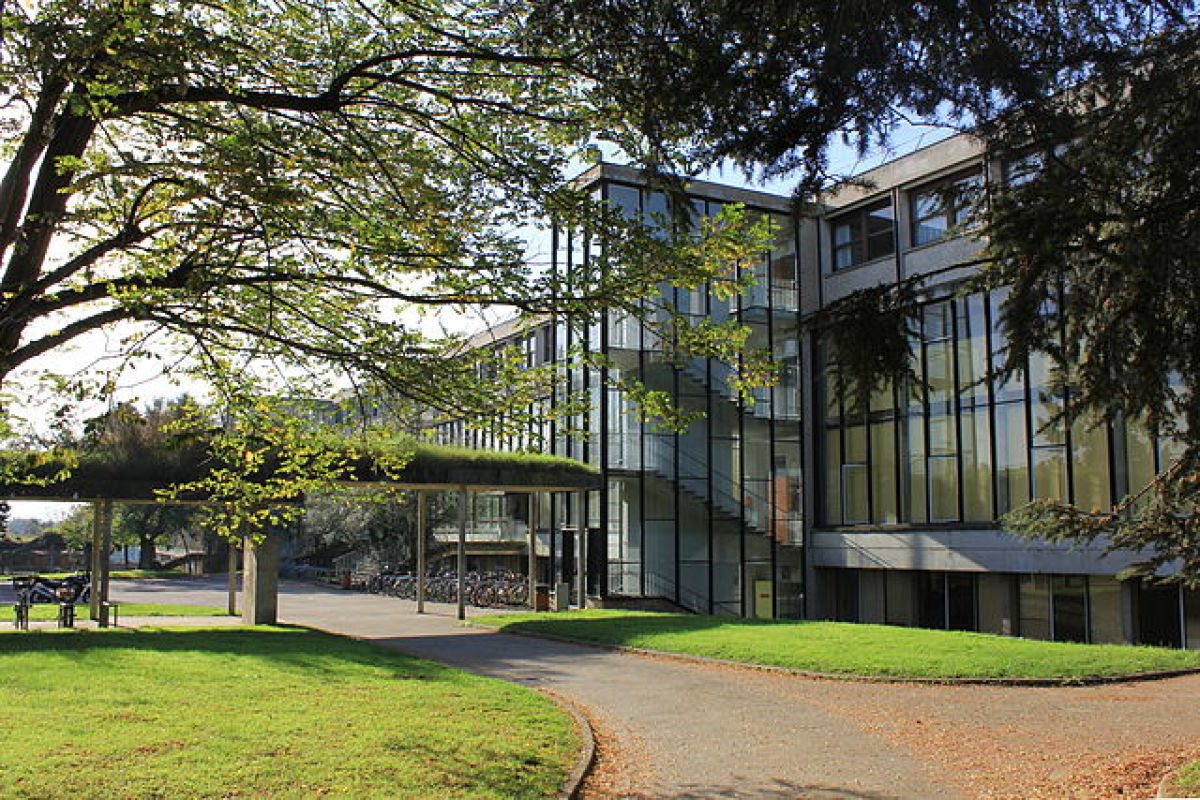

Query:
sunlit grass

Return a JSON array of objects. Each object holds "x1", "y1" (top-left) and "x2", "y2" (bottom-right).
[
  {"x1": 24, "y1": 602, "x2": 227, "y2": 621},
  {"x1": 0, "y1": 626, "x2": 575, "y2": 798},
  {"x1": 2, "y1": 568, "x2": 187, "y2": 581},
  {"x1": 478, "y1": 610, "x2": 1200, "y2": 681}
]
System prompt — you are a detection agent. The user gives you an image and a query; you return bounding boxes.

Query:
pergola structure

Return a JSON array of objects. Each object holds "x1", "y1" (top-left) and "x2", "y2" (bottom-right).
[{"x1": 0, "y1": 444, "x2": 600, "y2": 625}]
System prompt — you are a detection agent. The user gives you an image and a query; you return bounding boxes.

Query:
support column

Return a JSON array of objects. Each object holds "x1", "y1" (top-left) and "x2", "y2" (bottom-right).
[
  {"x1": 242, "y1": 533, "x2": 279, "y2": 625},
  {"x1": 457, "y1": 488, "x2": 468, "y2": 621},
  {"x1": 528, "y1": 492, "x2": 538, "y2": 610},
  {"x1": 227, "y1": 537, "x2": 239, "y2": 616},
  {"x1": 89, "y1": 501, "x2": 103, "y2": 620},
  {"x1": 416, "y1": 490, "x2": 427, "y2": 614},
  {"x1": 99, "y1": 500, "x2": 112, "y2": 626},
  {"x1": 89, "y1": 499, "x2": 112, "y2": 623},
  {"x1": 576, "y1": 490, "x2": 587, "y2": 609}
]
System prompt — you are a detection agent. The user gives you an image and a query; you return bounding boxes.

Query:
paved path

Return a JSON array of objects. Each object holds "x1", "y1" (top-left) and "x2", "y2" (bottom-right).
[
  {"x1": 106, "y1": 577, "x2": 953, "y2": 799},
  {"x1": 102, "y1": 578, "x2": 1200, "y2": 799}
]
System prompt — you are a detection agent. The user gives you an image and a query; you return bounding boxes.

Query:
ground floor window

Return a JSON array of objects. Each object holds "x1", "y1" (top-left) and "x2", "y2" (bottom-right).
[{"x1": 819, "y1": 568, "x2": 1200, "y2": 648}]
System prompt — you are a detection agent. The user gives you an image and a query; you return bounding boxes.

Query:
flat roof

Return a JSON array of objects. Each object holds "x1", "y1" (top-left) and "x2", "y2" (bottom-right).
[{"x1": 572, "y1": 162, "x2": 794, "y2": 213}]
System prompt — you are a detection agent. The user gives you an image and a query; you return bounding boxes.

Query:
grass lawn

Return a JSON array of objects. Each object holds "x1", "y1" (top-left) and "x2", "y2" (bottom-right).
[
  {"x1": 477, "y1": 610, "x2": 1200, "y2": 681},
  {"x1": 0, "y1": 626, "x2": 575, "y2": 798},
  {"x1": 1173, "y1": 759, "x2": 1200, "y2": 791},
  {"x1": 109, "y1": 568, "x2": 190, "y2": 580},
  {"x1": 24, "y1": 602, "x2": 228, "y2": 621},
  {"x1": 2, "y1": 568, "x2": 187, "y2": 581}
]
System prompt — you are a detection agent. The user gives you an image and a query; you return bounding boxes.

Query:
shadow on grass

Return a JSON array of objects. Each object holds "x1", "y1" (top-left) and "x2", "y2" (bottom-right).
[
  {"x1": 0, "y1": 625, "x2": 456, "y2": 681},
  {"x1": 494, "y1": 612, "x2": 802, "y2": 646}
]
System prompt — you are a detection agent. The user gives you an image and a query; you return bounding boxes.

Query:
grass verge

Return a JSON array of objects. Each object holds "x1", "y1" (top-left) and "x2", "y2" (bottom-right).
[
  {"x1": 1172, "y1": 759, "x2": 1200, "y2": 791},
  {"x1": 476, "y1": 610, "x2": 1200, "y2": 681},
  {"x1": 24, "y1": 602, "x2": 227, "y2": 621},
  {"x1": 0, "y1": 626, "x2": 575, "y2": 798},
  {"x1": 2, "y1": 568, "x2": 187, "y2": 581}
]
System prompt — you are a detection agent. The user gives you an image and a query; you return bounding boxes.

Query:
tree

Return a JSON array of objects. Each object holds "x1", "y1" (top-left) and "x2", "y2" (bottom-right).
[
  {"x1": 0, "y1": 0, "x2": 774, "y2": 528},
  {"x1": 529, "y1": 0, "x2": 1200, "y2": 581},
  {"x1": 111, "y1": 499, "x2": 196, "y2": 570},
  {"x1": 0, "y1": 0, "x2": 767, "y2": 416},
  {"x1": 302, "y1": 489, "x2": 454, "y2": 571},
  {"x1": 71, "y1": 399, "x2": 201, "y2": 566}
]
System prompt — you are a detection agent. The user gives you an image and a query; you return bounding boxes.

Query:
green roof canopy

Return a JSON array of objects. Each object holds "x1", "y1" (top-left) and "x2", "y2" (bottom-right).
[{"x1": 0, "y1": 441, "x2": 600, "y2": 503}]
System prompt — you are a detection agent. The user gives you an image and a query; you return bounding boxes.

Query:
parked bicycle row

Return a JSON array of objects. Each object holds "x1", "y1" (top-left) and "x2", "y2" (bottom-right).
[{"x1": 361, "y1": 570, "x2": 530, "y2": 608}]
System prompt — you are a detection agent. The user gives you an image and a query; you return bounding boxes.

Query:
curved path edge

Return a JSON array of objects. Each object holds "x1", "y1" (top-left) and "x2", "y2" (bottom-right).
[
  {"x1": 472, "y1": 624, "x2": 1200, "y2": 687},
  {"x1": 1157, "y1": 761, "x2": 1200, "y2": 799},
  {"x1": 277, "y1": 619, "x2": 596, "y2": 800},
  {"x1": 540, "y1": 689, "x2": 596, "y2": 800}
]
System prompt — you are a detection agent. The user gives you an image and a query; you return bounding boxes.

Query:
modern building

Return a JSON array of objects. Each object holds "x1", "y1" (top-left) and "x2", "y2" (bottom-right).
[{"x1": 438, "y1": 139, "x2": 1200, "y2": 648}]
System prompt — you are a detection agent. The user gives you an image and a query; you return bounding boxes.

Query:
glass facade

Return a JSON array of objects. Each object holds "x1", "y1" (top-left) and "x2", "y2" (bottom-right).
[
  {"x1": 442, "y1": 175, "x2": 803, "y2": 617},
  {"x1": 818, "y1": 288, "x2": 1172, "y2": 527},
  {"x1": 575, "y1": 181, "x2": 804, "y2": 616},
  {"x1": 431, "y1": 156, "x2": 1199, "y2": 647}
]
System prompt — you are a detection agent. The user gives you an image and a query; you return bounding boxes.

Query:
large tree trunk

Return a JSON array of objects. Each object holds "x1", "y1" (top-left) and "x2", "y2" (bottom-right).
[{"x1": 138, "y1": 533, "x2": 158, "y2": 570}]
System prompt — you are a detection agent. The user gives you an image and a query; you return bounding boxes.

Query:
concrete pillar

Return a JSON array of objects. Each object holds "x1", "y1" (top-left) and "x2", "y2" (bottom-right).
[
  {"x1": 89, "y1": 500, "x2": 113, "y2": 625},
  {"x1": 242, "y1": 533, "x2": 279, "y2": 625},
  {"x1": 457, "y1": 488, "x2": 468, "y2": 621},
  {"x1": 89, "y1": 501, "x2": 103, "y2": 620},
  {"x1": 416, "y1": 490, "x2": 427, "y2": 613},
  {"x1": 576, "y1": 490, "x2": 587, "y2": 608},
  {"x1": 528, "y1": 492, "x2": 538, "y2": 610}
]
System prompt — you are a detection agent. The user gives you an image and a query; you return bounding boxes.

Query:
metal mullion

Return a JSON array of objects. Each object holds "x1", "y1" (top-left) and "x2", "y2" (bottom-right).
[
  {"x1": 892, "y1": 381, "x2": 902, "y2": 522},
  {"x1": 736, "y1": 260, "x2": 748, "y2": 616},
  {"x1": 638, "y1": 299, "x2": 647, "y2": 598},
  {"x1": 766, "y1": 247, "x2": 778, "y2": 618},
  {"x1": 944, "y1": 573, "x2": 951, "y2": 631},
  {"x1": 706, "y1": 332, "x2": 715, "y2": 614},
  {"x1": 837, "y1": 382, "x2": 847, "y2": 526},
  {"x1": 951, "y1": 299, "x2": 965, "y2": 522},
  {"x1": 793, "y1": 212, "x2": 808, "y2": 619},
  {"x1": 1056, "y1": 283, "x2": 1075, "y2": 508},
  {"x1": 984, "y1": 291, "x2": 1001, "y2": 521},
  {"x1": 1084, "y1": 575, "x2": 1093, "y2": 644},
  {"x1": 864, "y1": 405, "x2": 874, "y2": 523},
  {"x1": 921, "y1": 316, "x2": 933, "y2": 523},
  {"x1": 592, "y1": 194, "x2": 609, "y2": 598},
  {"x1": 1023, "y1": 348, "x2": 1036, "y2": 501},
  {"x1": 672, "y1": 295, "x2": 682, "y2": 605},
  {"x1": 1179, "y1": 586, "x2": 1188, "y2": 649}
]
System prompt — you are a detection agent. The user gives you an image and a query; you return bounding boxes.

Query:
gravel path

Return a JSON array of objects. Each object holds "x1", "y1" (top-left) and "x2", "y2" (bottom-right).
[{"x1": 102, "y1": 577, "x2": 1200, "y2": 799}]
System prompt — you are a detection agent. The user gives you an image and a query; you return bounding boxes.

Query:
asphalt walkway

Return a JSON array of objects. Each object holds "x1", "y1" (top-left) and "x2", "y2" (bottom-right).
[
  {"x1": 106, "y1": 577, "x2": 953, "y2": 798},
  {"x1": 100, "y1": 577, "x2": 1200, "y2": 799}
]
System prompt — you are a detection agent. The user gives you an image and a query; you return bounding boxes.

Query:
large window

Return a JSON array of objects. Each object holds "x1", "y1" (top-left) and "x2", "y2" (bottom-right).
[
  {"x1": 831, "y1": 199, "x2": 894, "y2": 270},
  {"x1": 818, "y1": 289, "x2": 1165, "y2": 529},
  {"x1": 910, "y1": 170, "x2": 982, "y2": 246}
]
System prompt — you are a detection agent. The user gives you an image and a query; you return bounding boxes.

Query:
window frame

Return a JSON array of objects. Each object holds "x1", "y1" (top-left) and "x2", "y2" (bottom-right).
[
  {"x1": 830, "y1": 198, "x2": 895, "y2": 271},
  {"x1": 908, "y1": 168, "x2": 983, "y2": 247}
]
